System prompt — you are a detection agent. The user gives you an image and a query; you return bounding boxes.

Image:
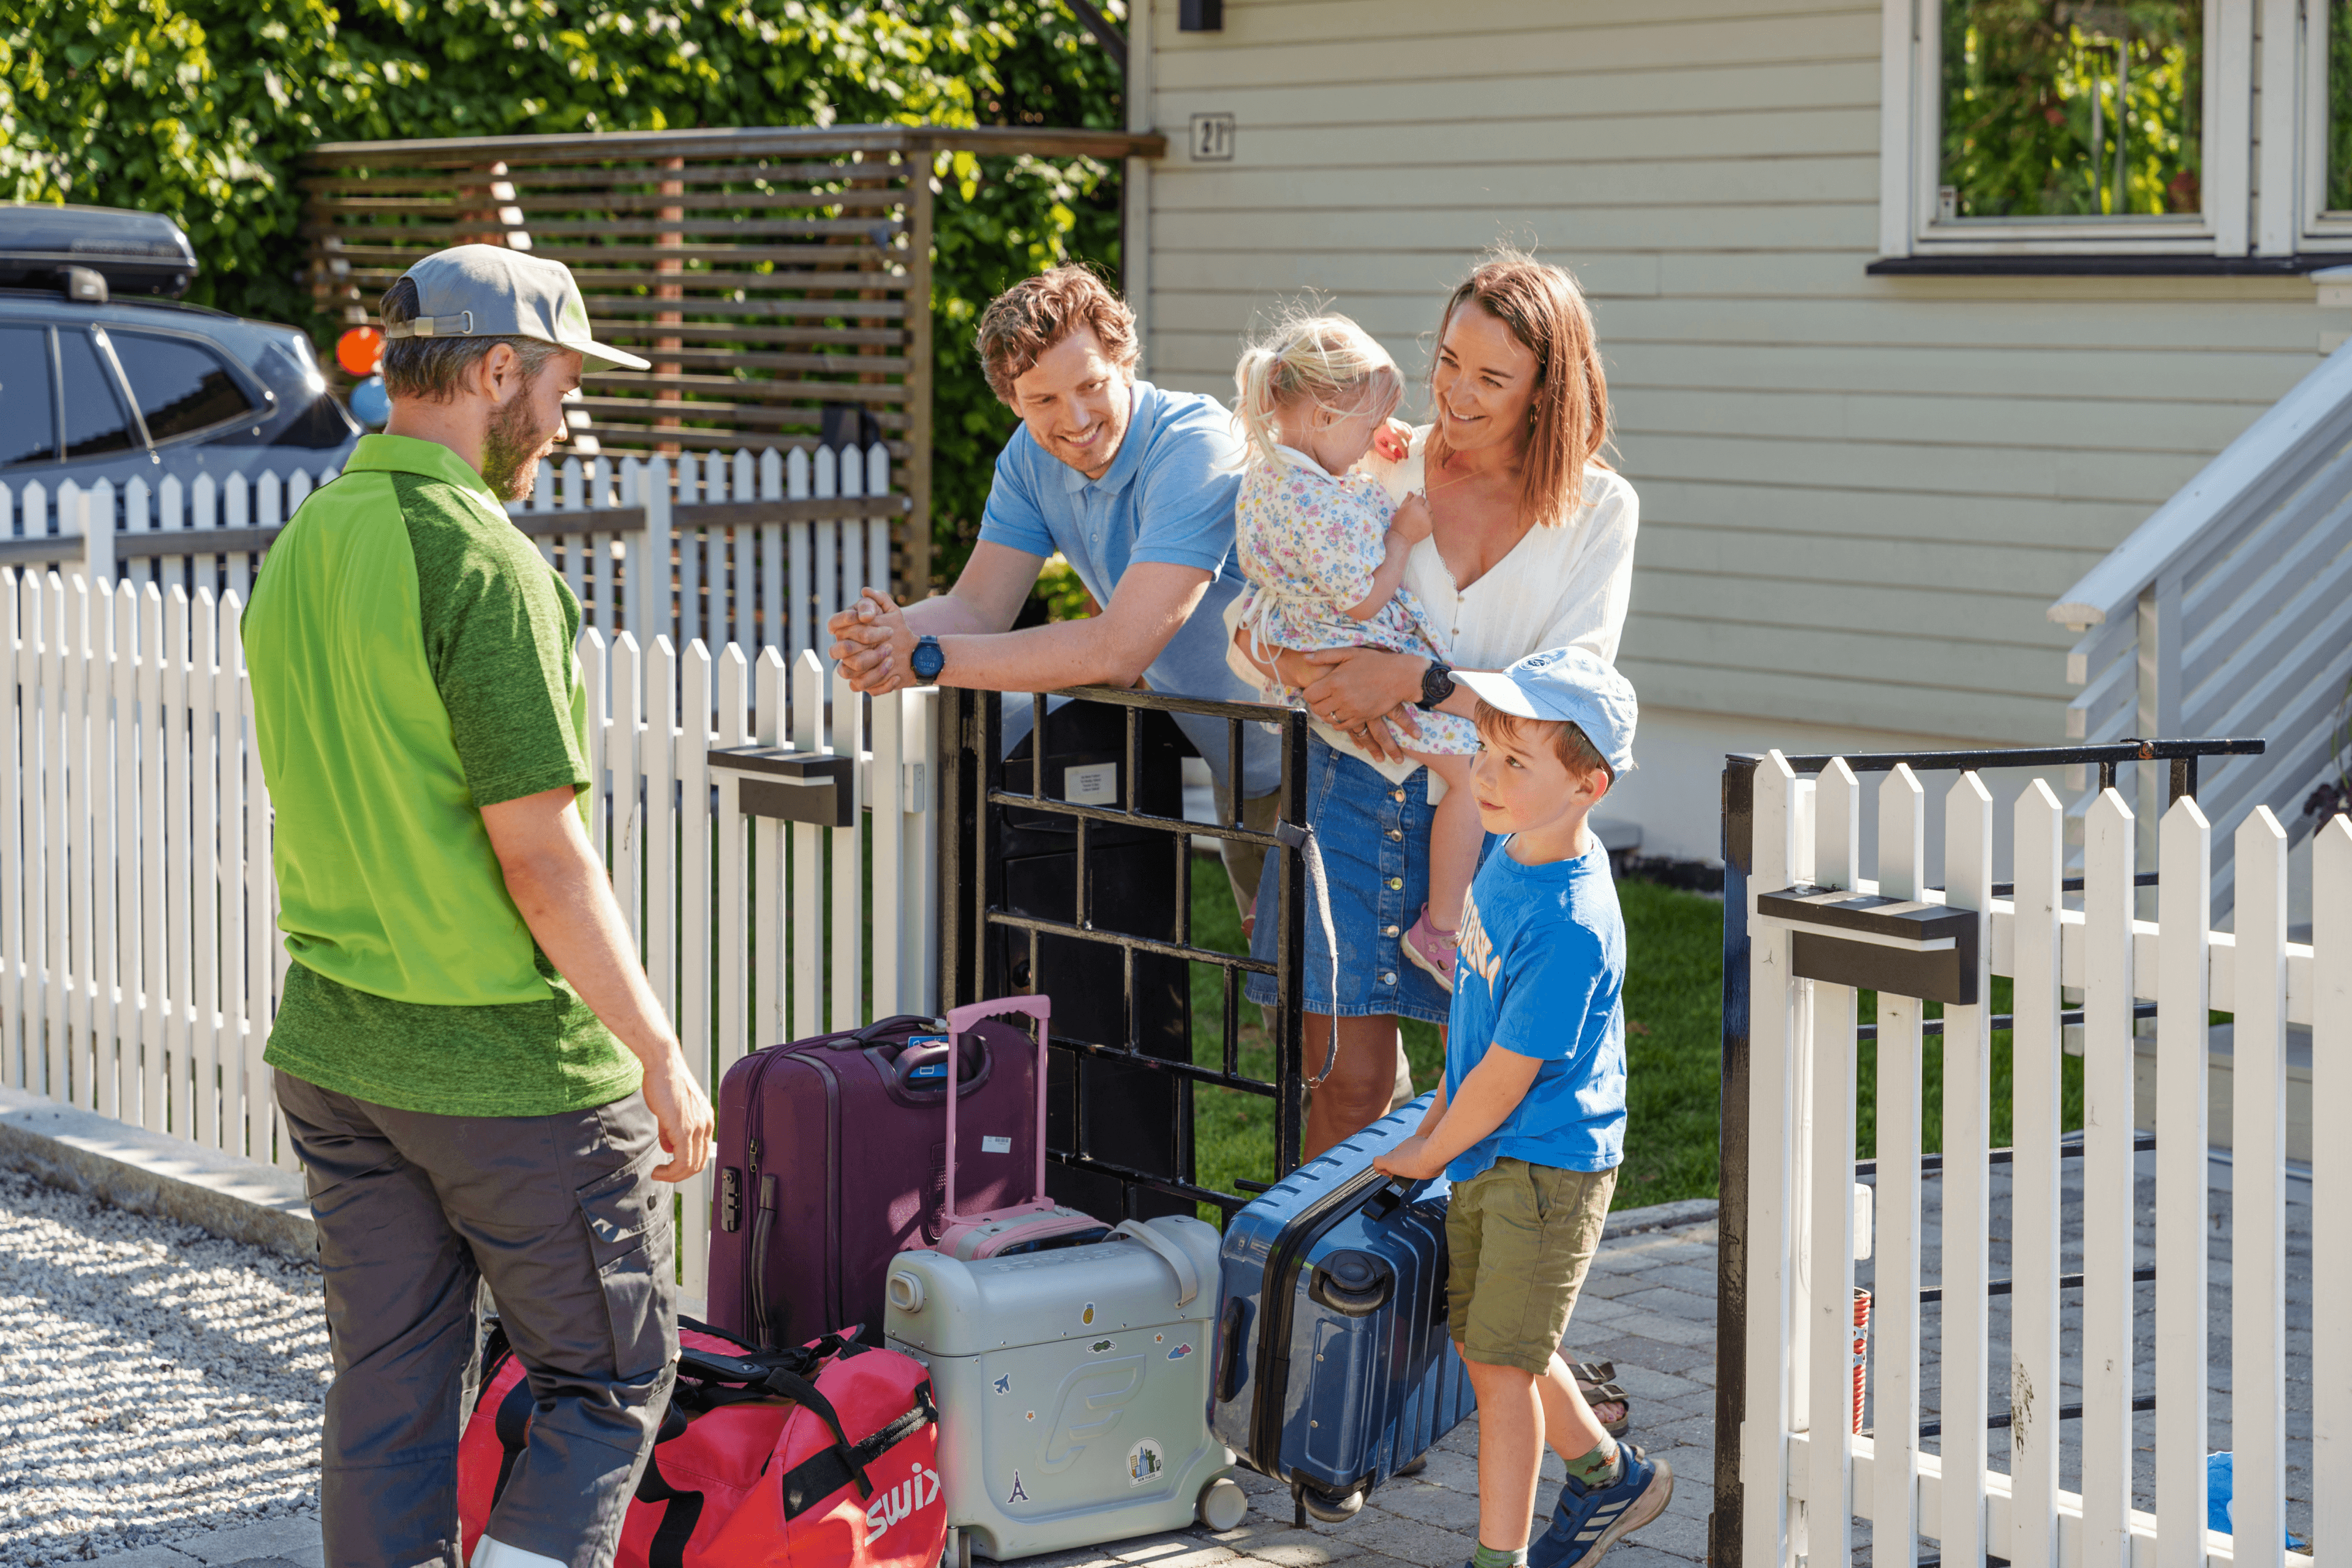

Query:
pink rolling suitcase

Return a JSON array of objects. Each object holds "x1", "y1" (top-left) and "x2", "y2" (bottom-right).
[{"x1": 918, "y1": 996, "x2": 1107, "y2": 1262}]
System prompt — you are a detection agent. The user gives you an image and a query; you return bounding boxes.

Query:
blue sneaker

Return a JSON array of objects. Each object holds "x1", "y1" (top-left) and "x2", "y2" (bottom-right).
[{"x1": 1527, "y1": 1442, "x2": 1674, "y2": 1568}]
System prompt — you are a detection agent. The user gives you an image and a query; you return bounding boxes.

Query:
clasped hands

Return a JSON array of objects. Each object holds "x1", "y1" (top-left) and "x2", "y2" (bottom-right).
[{"x1": 825, "y1": 589, "x2": 912, "y2": 694}]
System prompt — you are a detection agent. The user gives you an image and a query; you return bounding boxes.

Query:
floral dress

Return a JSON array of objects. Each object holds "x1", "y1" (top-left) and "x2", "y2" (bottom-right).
[{"x1": 1231, "y1": 447, "x2": 1479, "y2": 755}]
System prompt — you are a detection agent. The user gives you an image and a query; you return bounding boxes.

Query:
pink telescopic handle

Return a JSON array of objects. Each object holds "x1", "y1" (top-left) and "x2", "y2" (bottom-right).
[{"x1": 943, "y1": 997, "x2": 1054, "y2": 1207}]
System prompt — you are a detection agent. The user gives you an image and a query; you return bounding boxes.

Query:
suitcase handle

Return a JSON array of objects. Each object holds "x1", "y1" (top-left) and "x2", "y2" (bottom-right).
[
  {"x1": 941, "y1": 996, "x2": 1053, "y2": 1223},
  {"x1": 848, "y1": 1013, "x2": 948, "y2": 1049},
  {"x1": 1110, "y1": 1218, "x2": 1200, "y2": 1309}
]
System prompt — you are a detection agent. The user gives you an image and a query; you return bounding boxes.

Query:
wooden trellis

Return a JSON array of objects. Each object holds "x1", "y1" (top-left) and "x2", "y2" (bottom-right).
[{"x1": 300, "y1": 124, "x2": 1159, "y2": 597}]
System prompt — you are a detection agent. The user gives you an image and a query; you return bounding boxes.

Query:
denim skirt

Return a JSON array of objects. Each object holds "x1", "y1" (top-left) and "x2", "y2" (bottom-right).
[{"x1": 1243, "y1": 733, "x2": 1450, "y2": 1025}]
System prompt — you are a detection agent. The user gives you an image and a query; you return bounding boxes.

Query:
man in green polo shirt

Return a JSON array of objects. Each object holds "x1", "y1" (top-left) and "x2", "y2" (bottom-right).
[{"x1": 243, "y1": 244, "x2": 714, "y2": 1568}]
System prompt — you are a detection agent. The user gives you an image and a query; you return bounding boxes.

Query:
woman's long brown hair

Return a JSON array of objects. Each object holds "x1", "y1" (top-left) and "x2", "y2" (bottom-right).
[{"x1": 1423, "y1": 249, "x2": 1611, "y2": 530}]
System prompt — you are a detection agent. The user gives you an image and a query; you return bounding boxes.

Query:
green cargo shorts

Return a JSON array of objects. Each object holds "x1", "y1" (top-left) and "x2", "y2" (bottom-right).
[{"x1": 1446, "y1": 1157, "x2": 1617, "y2": 1375}]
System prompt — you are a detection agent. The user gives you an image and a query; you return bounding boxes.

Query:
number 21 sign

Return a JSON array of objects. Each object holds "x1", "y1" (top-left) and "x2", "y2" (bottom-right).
[{"x1": 1189, "y1": 114, "x2": 1235, "y2": 162}]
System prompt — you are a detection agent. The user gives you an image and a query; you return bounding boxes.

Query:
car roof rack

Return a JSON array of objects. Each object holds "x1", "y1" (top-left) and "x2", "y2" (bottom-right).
[{"x1": 0, "y1": 203, "x2": 198, "y2": 302}]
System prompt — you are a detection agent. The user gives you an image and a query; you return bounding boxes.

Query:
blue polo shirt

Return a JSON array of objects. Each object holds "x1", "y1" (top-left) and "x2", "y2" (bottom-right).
[{"x1": 977, "y1": 380, "x2": 1280, "y2": 796}]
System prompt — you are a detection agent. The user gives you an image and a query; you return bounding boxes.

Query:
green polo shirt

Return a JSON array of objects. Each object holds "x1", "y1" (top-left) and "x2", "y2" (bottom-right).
[{"x1": 242, "y1": 433, "x2": 639, "y2": 1118}]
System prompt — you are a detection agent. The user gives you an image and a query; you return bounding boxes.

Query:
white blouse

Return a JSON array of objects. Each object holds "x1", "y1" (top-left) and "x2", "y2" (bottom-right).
[{"x1": 1313, "y1": 426, "x2": 1639, "y2": 785}]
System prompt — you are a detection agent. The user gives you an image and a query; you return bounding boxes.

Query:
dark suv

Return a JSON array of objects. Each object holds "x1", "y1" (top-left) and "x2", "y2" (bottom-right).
[{"x1": 1, "y1": 204, "x2": 359, "y2": 500}]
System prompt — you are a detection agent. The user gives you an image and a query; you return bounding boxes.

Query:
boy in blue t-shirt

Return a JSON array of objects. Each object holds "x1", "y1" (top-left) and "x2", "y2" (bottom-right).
[{"x1": 1371, "y1": 647, "x2": 1669, "y2": 1568}]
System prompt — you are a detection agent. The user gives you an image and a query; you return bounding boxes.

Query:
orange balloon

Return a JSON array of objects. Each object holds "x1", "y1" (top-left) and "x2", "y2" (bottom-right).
[{"x1": 336, "y1": 326, "x2": 383, "y2": 377}]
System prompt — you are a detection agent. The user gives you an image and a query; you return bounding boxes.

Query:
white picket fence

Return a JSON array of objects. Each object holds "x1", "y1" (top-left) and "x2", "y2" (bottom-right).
[
  {"x1": 0, "y1": 564, "x2": 937, "y2": 1305},
  {"x1": 517, "y1": 443, "x2": 899, "y2": 672},
  {"x1": 1, "y1": 442, "x2": 903, "y2": 699},
  {"x1": 1741, "y1": 752, "x2": 2348, "y2": 1568}
]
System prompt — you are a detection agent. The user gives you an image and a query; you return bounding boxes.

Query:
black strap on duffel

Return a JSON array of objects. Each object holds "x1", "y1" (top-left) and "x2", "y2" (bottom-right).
[{"x1": 481, "y1": 1315, "x2": 935, "y2": 1535}]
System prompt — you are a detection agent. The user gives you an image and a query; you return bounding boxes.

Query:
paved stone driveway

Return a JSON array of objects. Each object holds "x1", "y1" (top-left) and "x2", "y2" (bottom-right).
[{"x1": 94, "y1": 1217, "x2": 1726, "y2": 1568}]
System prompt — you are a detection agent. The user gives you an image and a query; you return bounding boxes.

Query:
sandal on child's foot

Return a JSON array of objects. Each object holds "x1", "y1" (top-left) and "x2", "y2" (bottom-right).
[
  {"x1": 1527, "y1": 1444, "x2": 1673, "y2": 1568},
  {"x1": 1399, "y1": 907, "x2": 1458, "y2": 992}
]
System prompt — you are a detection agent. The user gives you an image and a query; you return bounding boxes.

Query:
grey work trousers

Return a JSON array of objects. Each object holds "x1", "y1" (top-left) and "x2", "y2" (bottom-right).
[{"x1": 276, "y1": 1070, "x2": 679, "y2": 1568}]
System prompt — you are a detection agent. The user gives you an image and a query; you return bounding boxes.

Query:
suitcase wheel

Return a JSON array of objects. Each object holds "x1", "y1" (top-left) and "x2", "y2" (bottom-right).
[
  {"x1": 1300, "y1": 1482, "x2": 1364, "y2": 1525},
  {"x1": 1197, "y1": 1476, "x2": 1249, "y2": 1532}
]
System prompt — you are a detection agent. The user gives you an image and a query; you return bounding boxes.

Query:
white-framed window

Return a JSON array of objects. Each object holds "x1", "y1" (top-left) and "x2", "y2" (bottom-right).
[
  {"x1": 2296, "y1": 0, "x2": 2352, "y2": 248},
  {"x1": 1879, "y1": 0, "x2": 2272, "y2": 262}
]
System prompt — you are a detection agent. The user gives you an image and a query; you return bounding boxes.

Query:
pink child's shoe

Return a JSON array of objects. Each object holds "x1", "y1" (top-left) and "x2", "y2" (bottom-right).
[{"x1": 1399, "y1": 906, "x2": 1458, "y2": 992}]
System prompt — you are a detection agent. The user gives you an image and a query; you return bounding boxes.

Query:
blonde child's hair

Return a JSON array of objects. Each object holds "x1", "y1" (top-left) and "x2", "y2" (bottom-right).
[{"x1": 1231, "y1": 312, "x2": 1404, "y2": 469}]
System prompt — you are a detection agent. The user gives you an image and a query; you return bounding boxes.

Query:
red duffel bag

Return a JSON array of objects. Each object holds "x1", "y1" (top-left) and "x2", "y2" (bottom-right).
[{"x1": 459, "y1": 1317, "x2": 945, "y2": 1568}]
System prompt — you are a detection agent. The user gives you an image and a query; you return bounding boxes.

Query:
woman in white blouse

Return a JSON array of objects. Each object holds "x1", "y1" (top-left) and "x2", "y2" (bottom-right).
[{"x1": 1235, "y1": 250, "x2": 1638, "y2": 1158}]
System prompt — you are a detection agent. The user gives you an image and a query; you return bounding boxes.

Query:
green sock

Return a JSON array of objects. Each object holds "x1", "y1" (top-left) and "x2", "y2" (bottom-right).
[
  {"x1": 1567, "y1": 1439, "x2": 1623, "y2": 1488},
  {"x1": 1472, "y1": 1544, "x2": 1528, "y2": 1568}
]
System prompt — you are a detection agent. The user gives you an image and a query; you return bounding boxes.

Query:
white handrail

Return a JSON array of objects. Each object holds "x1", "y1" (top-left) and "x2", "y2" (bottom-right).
[{"x1": 2047, "y1": 337, "x2": 2352, "y2": 630}]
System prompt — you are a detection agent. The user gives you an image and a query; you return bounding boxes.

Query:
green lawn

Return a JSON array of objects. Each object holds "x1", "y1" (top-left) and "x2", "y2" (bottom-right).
[{"x1": 1181, "y1": 863, "x2": 1732, "y2": 1210}]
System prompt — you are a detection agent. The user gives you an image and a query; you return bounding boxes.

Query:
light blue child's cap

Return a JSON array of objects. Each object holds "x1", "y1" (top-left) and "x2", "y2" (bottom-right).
[{"x1": 1454, "y1": 646, "x2": 1637, "y2": 776}]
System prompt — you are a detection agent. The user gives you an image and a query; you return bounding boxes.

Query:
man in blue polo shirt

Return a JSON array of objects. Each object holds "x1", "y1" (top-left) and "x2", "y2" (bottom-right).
[{"x1": 827, "y1": 265, "x2": 1282, "y2": 918}]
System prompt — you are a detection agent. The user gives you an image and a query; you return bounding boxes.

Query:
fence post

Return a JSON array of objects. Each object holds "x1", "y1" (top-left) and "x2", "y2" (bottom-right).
[
  {"x1": 2008, "y1": 779, "x2": 2067, "y2": 1568},
  {"x1": 755, "y1": 648, "x2": 788, "y2": 1046},
  {"x1": 784, "y1": 449, "x2": 811, "y2": 659},
  {"x1": 900, "y1": 686, "x2": 939, "y2": 1017},
  {"x1": 4, "y1": 570, "x2": 28, "y2": 1093},
  {"x1": 38, "y1": 568, "x2": 65, "y2": 1103},
  {"x1": 2232, "y1": 807, "x2": 2290, "y2": 1568},
  {"x1": 72, "y1": 483, "x2": 115, "y2": 588},
  {"x1": 790, "y1": 652, "x2": 824, "y2": 1039},
  {"x1": 631, "y1": 458, "x2": 670, "y2": 643},
  {"x1": 829, "y1": 658, "x2": 862, "y2": 1029},
  {"x1": 2313, "y1": 815, "x2": 2352, "y2": 1563},
  {"x1": 1740, "y1": 752, "x2": 1799, "y2": 1568},
  {"x1": 1805, "y1": 760, "x2": 1860, "y2": 1568},
  {"x1": 1711, "y1": 755, "x2": 1755, "y2": 1568},
  {"x1": 1874, "y1": 765, "x2": 1926, "y2": 1568},
  {"x1": 2154, "y1": 797, "x2": 2212, "y2": 1568},
  {"x1": 1940, "y1": 773, "x2": 1994, "y2": 1568},
  {"x1": 870, "y1": 687, "x2": 905, "y2": 1016},
  {"x1": 2080, "y1": 788, "x2": 2138, "y2": 1565},
  {"x1": 676, "y1": 638, "x2": 713, "y2": 1305}
]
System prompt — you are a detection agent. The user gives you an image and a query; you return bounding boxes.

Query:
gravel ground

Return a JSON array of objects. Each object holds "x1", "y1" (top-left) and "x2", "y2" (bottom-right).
[{"x1": 0, "y1": 1170, "x2": 326, "y2": 1567}]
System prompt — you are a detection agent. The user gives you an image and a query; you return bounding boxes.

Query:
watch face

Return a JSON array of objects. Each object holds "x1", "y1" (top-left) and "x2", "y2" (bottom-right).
[{"x1": 911, "y1": 639, "x2": 944, "y2": 680}]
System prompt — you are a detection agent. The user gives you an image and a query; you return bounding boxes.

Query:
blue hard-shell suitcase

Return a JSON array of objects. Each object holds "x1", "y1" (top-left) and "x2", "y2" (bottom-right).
[{"x1": 1210, "y1": 1094, "x2": 1477, "y2": 1525}]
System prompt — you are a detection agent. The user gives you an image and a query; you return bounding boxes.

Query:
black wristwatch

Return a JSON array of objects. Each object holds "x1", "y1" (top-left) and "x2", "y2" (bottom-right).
[
  {"x1": 1420, "y1": 659, "x2": 1456, "y2": 708},
  {"x1": 909, "y1": 634, "x2": 946, "y2": 685}
]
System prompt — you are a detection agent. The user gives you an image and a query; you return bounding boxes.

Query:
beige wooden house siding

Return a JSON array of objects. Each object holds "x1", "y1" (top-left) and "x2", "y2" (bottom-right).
[{"x1": 1133, "y1": 0, "x2": 2329, "y2": 742}]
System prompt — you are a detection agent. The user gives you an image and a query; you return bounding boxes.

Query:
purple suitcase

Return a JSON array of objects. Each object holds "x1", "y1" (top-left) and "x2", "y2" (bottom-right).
[{"x1": 705, "y1": 1010, "x2": 1044, "y2": 1347}]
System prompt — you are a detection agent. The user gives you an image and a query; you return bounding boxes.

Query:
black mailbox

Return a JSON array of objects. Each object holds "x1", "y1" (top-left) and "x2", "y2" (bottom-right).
[
  {"x1": 707, "y1": 746, "x2": 856, "y2": 829},
  {"x1": 1754, "y1": 884, "x2": 1981, "y2": 1006}
]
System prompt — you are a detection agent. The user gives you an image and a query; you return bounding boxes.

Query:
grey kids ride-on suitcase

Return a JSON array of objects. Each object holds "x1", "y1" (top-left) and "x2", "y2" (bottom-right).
[
  {"x1": 884, "y1": 1215, "x2": 1246, "y2": 1564},
  {"x1": 1210, "y1": 1093, "x2": 1477, "y2": 1526}
]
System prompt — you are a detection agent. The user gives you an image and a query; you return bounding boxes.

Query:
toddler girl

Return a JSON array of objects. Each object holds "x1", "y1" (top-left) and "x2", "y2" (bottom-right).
[{"x1": 1229, "y1": 314, "x2": 1480, "y2": 990}]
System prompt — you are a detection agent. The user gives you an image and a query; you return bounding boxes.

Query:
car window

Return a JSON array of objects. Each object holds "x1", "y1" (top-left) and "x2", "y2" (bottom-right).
[
  {"x1": 59, "y1": 330, "x2": 138, "y2": 459},
  {"x1": 0, "y1": 325, "x2": 56, "y2": 467},
  {"x1": 112, "y1": 331, "x2": 254, "y2": 439}
]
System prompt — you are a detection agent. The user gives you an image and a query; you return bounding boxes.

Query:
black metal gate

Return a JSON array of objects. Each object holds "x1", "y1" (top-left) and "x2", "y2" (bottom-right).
[{"x1": 938, "y1": 685, "x2": 1314, "y2": 1221}]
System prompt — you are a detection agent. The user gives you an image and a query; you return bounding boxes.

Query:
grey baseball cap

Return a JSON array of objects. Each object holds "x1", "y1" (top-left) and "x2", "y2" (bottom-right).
[
  {"x1": 1454, "y1": 646, "x2": 1638, "y2": 776},
  {"x1": 383, "y1": 244, "x2": 650, "y2": 372}
]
